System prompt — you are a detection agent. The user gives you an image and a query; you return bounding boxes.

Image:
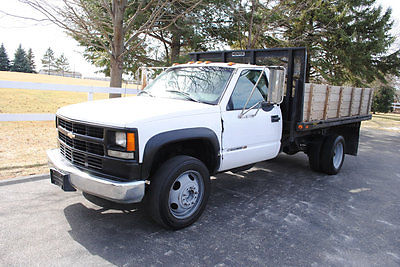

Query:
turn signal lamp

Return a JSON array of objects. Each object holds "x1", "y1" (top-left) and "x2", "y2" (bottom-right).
[
  {"x1": 196, "y1": 61, "x2": 203, "y2": 64},
  {"x1": 127, "y1": 132, "x2": 136, "y2": 151},
  {"x1": 188, "y1": 61, "x2": 195, "y2": 64},
  {"x1": 204, "y1": 61, "x2": 211, "y2": 64},
  {"x1": 227, "y1": 62, "x2": 236, "y2": 66}
]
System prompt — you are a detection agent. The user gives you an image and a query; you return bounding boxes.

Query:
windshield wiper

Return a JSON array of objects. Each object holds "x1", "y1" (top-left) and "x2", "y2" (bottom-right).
[
  {"x1": 138, "y1": 90, "x2": 154, "y2": 97},
  {"x1": 165, "y1": 90, "x2": 200, "y2": 103}
]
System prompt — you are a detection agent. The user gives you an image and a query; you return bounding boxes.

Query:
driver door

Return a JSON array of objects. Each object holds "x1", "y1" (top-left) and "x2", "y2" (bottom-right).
[{"x1": 219, "y1": 69, "x2": 282, "y2": 171}]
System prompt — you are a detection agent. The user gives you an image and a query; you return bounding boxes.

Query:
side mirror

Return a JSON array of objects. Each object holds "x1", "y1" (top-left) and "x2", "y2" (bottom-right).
[{"x1": 267, "y1": 67, "x2": 286, "y2": 104}]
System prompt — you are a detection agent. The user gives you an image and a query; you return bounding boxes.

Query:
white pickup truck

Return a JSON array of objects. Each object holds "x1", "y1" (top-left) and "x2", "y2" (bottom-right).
[{"x1": 47, "y1": 48, "x2": 373, "y2": 229}]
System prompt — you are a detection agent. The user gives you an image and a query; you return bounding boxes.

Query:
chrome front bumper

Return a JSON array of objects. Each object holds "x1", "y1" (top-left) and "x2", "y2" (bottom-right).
[{"x1": 47, "y1": 149, "x2": 145, "y2": 203}]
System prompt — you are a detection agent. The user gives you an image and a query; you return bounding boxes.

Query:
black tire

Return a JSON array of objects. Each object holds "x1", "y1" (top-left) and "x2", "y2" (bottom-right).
[
  {"x1": 320, "y1": 135, "x2": 345, "y2": 175},
  {"x1": 146, "y1": 155, "x2": 210, "y2": 230},
  {"x1": 307, "y1": 137, "x2": 325, "y2": 172}
]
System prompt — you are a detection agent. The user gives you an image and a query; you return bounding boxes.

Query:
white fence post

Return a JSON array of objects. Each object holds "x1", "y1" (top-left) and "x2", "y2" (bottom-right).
[{"x1": 88, "y1": 91, "x2": 94, "y2": 101}]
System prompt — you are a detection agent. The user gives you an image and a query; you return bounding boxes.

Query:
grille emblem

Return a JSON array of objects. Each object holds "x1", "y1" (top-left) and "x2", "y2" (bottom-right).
[{"x1": 67, "y1": 132, "x2": 76, "y2": 139}]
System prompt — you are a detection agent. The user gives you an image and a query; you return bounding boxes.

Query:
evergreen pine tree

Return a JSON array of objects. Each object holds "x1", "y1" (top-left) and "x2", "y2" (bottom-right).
[
  {"x1": 55, "y1": 53, "x2": 70, "y2": 76},
  {"x1": 276, "y1": 0, "x2": 400, "y2": 86},
  {"x1": 41, "y1": 47, "x2": 56, "y2": 74},
  {"x1": 372, "y1": 85, "x2": 396, "y2": 113},
  {"x1": 10, "y1": 44, "x2": 30, "y2": 73},
  {"x1": 26, "y1": 48, "x2": 36, "y2": 73},
  {"x1": 0, "y1": 43, "x2": 10, "y2": 71}
]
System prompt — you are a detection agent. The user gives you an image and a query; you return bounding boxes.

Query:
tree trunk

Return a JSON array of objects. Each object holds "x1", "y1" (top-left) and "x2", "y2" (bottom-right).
[
  {"x1": 160, "y1": 31, "x2": 170, "y2": 65},
  {"x1": 110, "y1": 56, "x2": 124, "y2": 97},
  {"x1": 247, "y1": 0, "x2": 256, "y2": 49},
  {"x1": 109, "y1": 0, "x2": 126, "y2": 98},
  {"x1": 170, "y1": 28, "x2": 181, "y2": 63}
]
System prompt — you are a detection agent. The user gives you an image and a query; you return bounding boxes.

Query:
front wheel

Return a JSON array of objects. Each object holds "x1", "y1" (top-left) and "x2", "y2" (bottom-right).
[
  {"x1": 320, "y1": 135, "x2": 345, "y2": 175},
  {"x1": 146, "y1": 155, "x2": 210, "y2": 229}
]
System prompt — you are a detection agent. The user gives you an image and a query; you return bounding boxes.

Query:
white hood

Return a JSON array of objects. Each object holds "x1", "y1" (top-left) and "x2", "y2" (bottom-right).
[{"x1": 57, "y1": 96, "x2": 219, "y2": 127}]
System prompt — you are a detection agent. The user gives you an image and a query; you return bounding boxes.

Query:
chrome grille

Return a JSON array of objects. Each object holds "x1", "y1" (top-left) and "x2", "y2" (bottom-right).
[
  {"x1": 58, "y1": 118, "x2": 103, "y2": 138},
  {"x1": 58, "y1": 132, "x2": 104, "y2": 156},
  {"x1": 60, "y1": 143, "x2": 103, "y2": 170},
  {"x1": 57, "y1": 117, "x2": 104, "y2": 171}
]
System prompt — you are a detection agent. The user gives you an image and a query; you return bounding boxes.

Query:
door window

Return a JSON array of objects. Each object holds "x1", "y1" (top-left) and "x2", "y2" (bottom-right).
[{"x1": 228, "y1": 70, "x2": 268, "y2": 110}]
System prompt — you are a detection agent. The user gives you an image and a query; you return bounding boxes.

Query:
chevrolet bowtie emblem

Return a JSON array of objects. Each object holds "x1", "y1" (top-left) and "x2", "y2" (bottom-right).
[{"x1": 67, "y1": 132, "x2": 76, "y2": 139}]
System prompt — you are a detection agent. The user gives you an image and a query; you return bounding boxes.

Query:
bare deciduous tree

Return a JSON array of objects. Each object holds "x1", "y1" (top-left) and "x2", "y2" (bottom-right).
[{"x1": 19, "y1": 0, "x2": 201, "y2": 97}]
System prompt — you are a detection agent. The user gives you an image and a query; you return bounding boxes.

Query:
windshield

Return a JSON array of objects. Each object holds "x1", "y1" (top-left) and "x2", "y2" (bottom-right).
[{"x1": 141, "y1": 66, "x2": 233, "y2": 104}]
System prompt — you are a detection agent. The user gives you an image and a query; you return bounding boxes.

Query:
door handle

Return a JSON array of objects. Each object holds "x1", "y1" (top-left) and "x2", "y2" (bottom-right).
[{"x1": 271, "y1": 115, "x2": 280, "y2": 122}]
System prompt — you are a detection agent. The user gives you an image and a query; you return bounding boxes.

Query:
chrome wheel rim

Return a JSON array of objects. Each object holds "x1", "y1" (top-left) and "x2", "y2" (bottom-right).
[
  {"x1": 333, "y1": 142, "x2": 344, "y2": 169},
  {"x1": 168, "y1": 170, "x2": 204, "y2": 219}
]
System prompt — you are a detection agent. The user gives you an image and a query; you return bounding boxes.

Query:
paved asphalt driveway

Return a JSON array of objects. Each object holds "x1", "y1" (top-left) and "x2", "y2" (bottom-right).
[{"x1": 1, "y1": 128, "x2": 399, "y2": 266}]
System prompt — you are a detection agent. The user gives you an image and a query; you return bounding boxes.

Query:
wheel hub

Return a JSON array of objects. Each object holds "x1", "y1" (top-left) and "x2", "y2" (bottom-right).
[
  {"x1": 333, "y1": 142, "x2": 344, "y2": 169},
  {"x1": 180, "y1": 184, "x2": 199, "y2": 208},
  {"x1": 168, "y1": 170, "x2": 204, "y2": 219}
]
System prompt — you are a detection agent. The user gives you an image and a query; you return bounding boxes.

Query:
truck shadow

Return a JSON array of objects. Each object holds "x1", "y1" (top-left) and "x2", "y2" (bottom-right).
[
  {"x1": 62, "y1": 130, "x2": 400, "y2": 266},
  {"x1": 62, "y1": 152, "x2": 356, "y2": 266}
]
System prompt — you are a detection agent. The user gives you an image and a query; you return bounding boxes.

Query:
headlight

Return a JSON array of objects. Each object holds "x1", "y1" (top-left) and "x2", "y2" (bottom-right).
[
  {"x1": 108, "y1": 131, "x2": 136, "y2": 159},
  {"x1": 115, "y1": 132, "x2": 126, "y2": 148}
]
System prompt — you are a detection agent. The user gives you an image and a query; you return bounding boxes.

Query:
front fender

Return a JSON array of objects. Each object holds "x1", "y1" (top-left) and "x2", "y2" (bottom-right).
[{"x1": 141, "y1": 127, "x2": 220, "y2": 179}]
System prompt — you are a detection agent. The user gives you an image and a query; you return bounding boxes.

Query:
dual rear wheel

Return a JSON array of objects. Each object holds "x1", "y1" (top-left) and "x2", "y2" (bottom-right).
[{"x1": 308, "y1": 134, "x2": 345, "y2": 175}]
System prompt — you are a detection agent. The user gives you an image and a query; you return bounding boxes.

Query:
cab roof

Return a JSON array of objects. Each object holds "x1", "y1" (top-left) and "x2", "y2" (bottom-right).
[{"x1": 169, "y1": 61, "x2": 264, "y2": 69}]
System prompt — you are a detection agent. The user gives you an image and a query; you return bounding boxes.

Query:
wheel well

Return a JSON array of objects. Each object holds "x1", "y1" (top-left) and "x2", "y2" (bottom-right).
[
  {"x1": 297, "y1": 122, "x2": 361, "y2": 156},
  {"x1": 326, "y1": 123, "x2": 360, "y2": 155},
  {"x1": 148, "y1": 139, "x2": 219, "y2": 179}
]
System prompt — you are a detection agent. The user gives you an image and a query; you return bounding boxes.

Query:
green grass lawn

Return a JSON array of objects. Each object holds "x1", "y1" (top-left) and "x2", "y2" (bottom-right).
[{"x1": 0, "y1": 88, "x2": 109, "y2": 113}]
